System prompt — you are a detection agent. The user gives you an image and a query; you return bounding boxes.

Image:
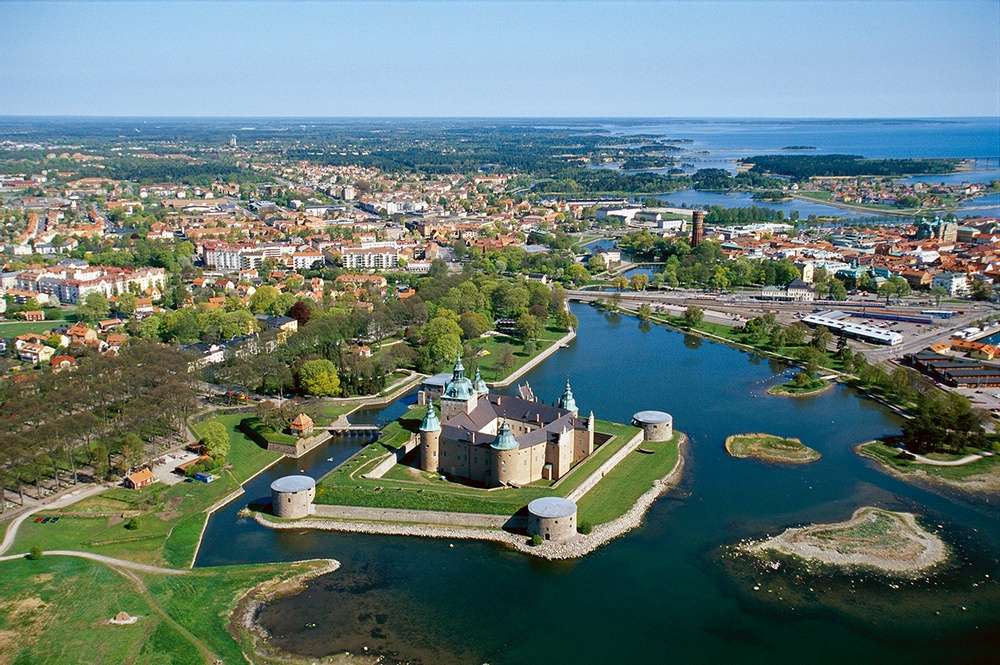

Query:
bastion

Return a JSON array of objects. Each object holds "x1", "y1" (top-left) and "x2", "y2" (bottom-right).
[
  {"x1": 632, "y1": 410, "x2": 673, "y2": 442},
  {"x1": 271, "y1": 475, "x2": 316, "y2": 519},
  {"x1": 527, "y1": 496, "x2": 578, "y2": 542}
]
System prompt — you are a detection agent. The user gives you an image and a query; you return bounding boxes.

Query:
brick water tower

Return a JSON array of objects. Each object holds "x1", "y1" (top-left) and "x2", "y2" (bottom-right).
[{"x1": 691, "y1": 209, "x2": 705, "y2": 247}]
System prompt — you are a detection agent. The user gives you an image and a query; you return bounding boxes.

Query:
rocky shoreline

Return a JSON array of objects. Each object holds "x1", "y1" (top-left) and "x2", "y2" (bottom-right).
[
  {"x1": 230, "y1": 558, "x2": 343, "y2": 664},
  {"x1": 254, "y1": 434, "x2": 687, "y2": 561},
  {"x1": 743, "y1": 506, "x2": 947, "y2": 575},
  {"x1": 725, "y1": 433, "x2": 820, "y2": 464}
]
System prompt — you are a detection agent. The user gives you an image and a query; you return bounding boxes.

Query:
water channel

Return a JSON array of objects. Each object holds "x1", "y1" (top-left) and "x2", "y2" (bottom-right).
[{"x1": 195, "y1": 303, "x2": 1000, "y2": 664}]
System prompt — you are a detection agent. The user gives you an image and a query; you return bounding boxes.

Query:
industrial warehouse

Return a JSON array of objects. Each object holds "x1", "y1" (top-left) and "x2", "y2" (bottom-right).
[{"x1": 905, "y1": 350, "x2": 1000, "y2": 388}]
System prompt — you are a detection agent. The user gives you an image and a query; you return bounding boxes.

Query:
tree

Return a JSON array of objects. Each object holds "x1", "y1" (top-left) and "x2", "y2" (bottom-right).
[
  {"x1": 120, "y1": 433, "x2": 145, "y2": 473},
  {"x1": 115, "y1": 291, "x2": 137, "y2": 318},
  {"x1": 587, "y1": 254, "x2": 606, "y2": 272},
  {"x1": 683, "y1": 306, "x2": 703, "y2": 327},
  {"x1": 201, "y1": 421, "x2": 231, "y2": 460},
  {"x1": 422, "y1": 316, "x2": 463, "y2": 364},
  {"x1": 930, "y1": 285, "x2": 948, "y2": 306},
  {"x1": 630, "y1": 273, "x2": 649, "y2": 292},
  {"x1": 637, "y1": 303, "x2": 652, "y2": 321},
  {"x1": 786, "y1": 322, "x2": 808, "y2": 346},
  {"x1": 299, "y1": 359, "x2": 341, "y2": 397},
  {"x1": 77, "y1": 292, "x2": 110, "y2": 324},
  {"x1": 459, "y1": 311, "x2": 490, "y2": 340},
  {"x1": 611, "y1": 275, "x2": 629, "y2": 292},
  {"x1": 250, "y1": 286, "x2": 280, "y2": 314},
  {"x1": 811, "y1": 325, "x2": 834, "y2": 350},
  {"x1": 515, "y1": 313, "x2": 542, "y2": 340},
  {"x1": 44, "y1": 334, "x2": 63, "y2": 349},
  {"x1": 828, "y1": 279, "x2": 847, "y2": 301},
  {"x1": 288, "y1": 300, "x2": 312, "y2": 327},
  {"x1": 970, "y1": 280, "x2": 994, "y2": 301},
  {"x1": 877, "y1": 281, "x2": 897, "y2": 304},
  {"x1": 565, "y1": 264, "x2": 590, "y2": 285}
]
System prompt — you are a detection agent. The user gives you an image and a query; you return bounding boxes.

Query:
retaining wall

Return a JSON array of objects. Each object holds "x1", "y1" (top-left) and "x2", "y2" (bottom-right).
[
  {"x1": 364, "y1": 436, "x2": 418, "y2": 479},
  {"x1": 312, "y1": 503, "x2": 525, "y2": 529},
  {"x1": 566, "y1": 431, "x2": 645, "y2": 502}
]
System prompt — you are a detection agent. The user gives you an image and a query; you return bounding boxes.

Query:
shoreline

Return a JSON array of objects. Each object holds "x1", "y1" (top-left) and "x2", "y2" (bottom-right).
[
  {"x1": 254, "y1": 434, "x2": 687, "y2": 561},
  {"x1": 487, "y1": 328, "x2": 577, "y2": 388},
  {"x1": 854, "y1": 441, "x2": 1000, "y2": 494},
  {"x1": 229, "y1": 558, "x2": 343, "y2": 664},
  {"x1": 743, "y1": 506, "x2": 948, "y2": 575}
]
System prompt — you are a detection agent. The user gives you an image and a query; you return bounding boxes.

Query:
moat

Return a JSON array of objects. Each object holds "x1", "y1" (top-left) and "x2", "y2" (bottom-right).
[{"x1": 195, "y1": 304, "x2": 1000, "y2": 664}]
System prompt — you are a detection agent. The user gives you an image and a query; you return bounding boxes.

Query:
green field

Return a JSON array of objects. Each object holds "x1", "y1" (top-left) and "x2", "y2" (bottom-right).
[
  {"x1": 315, "y1": 414, "x2": 657, "y2": 524},
  {"x1": 766, "y1": 378, "x2": 832, "y2": 396},
  {"x1": 576, "y1": 432, "x2": 681, "y2": 525},
  {"x1": 858, "y1": 440, "x2": 1000, "y2": 484},
  {"x1": 0, "y1": 554, "x2": 333, "y2": 665},
  {"x1": 0, "y1": 319, "x2": 62, "y2": 337}
]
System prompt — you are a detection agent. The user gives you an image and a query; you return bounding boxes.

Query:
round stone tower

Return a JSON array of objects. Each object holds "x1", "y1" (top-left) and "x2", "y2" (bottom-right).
[
  {"x1": 270, "y1": 475, "x2": 315, "y2": 519},
  {"x1": 419, "y1": 403, "x2": 442, "y2": 473},
  {"x1": 631, "y1": 410, "x2": 673, "y2": 442},
  {"x1": 490, "y1": 420, "x2": 519, "y2": 487},
  {"x1": 527, "y1": 496, "x2": 578, "y2": 542}
]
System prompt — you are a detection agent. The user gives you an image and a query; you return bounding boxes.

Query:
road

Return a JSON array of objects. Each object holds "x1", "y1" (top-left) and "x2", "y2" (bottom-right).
[
  {"x1": 0, "y1": 549, "x2": 189, "y2": 574},
  {"x1": 0, "y1": 483, "x2": 108, "y2": 555}
]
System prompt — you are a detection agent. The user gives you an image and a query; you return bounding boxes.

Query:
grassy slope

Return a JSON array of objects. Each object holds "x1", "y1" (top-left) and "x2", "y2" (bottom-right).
[
  {"x1": 0, "y1": 320, "x2": 62, "y2": 337},
  {"x1": 0, "y1": 555, "x2": 327, "y2": 665},
  {"x1": 191, "y1": 412, "x2": 283, "y2": 483}
]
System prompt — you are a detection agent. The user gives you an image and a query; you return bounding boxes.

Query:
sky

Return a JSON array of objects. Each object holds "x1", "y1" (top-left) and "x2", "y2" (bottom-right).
[{"x1": 2, "y1": 1, "x2": 998, "y2": 118}]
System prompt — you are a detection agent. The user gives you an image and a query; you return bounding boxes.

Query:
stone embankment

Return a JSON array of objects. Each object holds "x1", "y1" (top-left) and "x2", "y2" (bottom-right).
[{"x1": 255, "y1": 434, "x2": 687, "y2": 561}]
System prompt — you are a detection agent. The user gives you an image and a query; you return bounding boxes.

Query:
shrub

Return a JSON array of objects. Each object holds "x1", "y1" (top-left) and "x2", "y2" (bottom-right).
[
  {"x1": 895, "y1": 450, "x2": 916, "y2": 462},
  {"x1": 530, "y1": 534, "x2": 543, "y2": 547},
  {"x1": 578, "y1": 522, "x2": 593, "y2": 535},
  {"x1": 124, "y1": 517, "x2": 141, "y2": 531},
  {"x1": 26, "y1": 546, "x2": 43, "y2": 560}
]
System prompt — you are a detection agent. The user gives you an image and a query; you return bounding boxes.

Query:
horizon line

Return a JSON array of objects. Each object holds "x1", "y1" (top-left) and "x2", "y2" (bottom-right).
[{"x1": 0, "y1": 114, "x2": 996, "y2": 121}]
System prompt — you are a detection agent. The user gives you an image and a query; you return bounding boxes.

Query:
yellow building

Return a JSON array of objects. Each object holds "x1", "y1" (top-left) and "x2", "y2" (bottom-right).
[{"x1": 420, "y1": 355, "x2": 594, "y2": 487}]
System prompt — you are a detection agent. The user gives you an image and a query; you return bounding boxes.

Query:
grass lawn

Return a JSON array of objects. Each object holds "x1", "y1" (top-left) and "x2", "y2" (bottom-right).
[
  {"x1": 13, "y1": 473, "x2": 241, "y2": 568},
  {"x1": 0, "y1": 320, "x2": 62, "y2": 337},
  {"x1": 0, "y1": 554, "x2": 331, "y2": 665},
  {"x1": 858, "y1": 440, "x2": 1000, "y2": 483},
  {"x1": 191, "y1": 413, "x2": 283, "y2": 484},
  {"x1": 575, "y1": 432, "x2": 680, "y2": 525},
  {"x1": 796, "y1": 191, "x2": 834, "y2": 201},
  {"x1": 466, "y1": 334, "x2": 555, "y2": 383},
  {"x1": 315, "y1": 417, "x2": 647, "y2": 522}
]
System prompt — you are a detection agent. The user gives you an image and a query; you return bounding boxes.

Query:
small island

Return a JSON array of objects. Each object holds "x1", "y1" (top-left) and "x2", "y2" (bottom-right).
[
  {"x1": 766, "y1": 376, "x2": 833, "y2": 397},
  {"x1": 725, "y1": 433, "x2": 820, "y2": 464},
  {"x1": 743, "y1": 507, "x2": 947, "y2": 575}
]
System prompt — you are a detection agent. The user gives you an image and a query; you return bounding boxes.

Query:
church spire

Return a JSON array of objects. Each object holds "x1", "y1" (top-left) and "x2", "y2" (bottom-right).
[{"x1": 558, "y1": 378, "x2": 577, "y2": 415}]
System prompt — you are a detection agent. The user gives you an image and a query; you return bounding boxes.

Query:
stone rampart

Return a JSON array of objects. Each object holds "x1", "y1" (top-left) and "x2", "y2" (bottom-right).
[{"x1": 312, "y1": 503, "x2": 525, "y2": 529}]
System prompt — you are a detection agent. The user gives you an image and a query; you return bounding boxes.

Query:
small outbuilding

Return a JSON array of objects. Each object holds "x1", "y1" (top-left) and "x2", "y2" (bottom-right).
[
  {"x1": 289, "y1": 413, "x2": 314, "y2": 437},
  {"x1": 527, "y1": 496, "x2": 578, "y2": 542},
  {"x1": 124, "y1": 468, "x2": 154, "y2": 490},
  {"x1": 632, "y1": 410, "x2": 673, "y2": 442},
  {"x1": 271, "y1": 475, "x2": 316, "y2": 518}
]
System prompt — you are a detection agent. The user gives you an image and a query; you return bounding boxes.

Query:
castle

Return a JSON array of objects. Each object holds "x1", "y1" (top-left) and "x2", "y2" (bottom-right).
[{"x1": 419, "y1": 354, "x2": 595, "y2": 488}]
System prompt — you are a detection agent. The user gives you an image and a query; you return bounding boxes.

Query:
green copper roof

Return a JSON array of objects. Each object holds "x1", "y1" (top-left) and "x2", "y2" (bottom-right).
[
  {"x1": 490, "y1": 420, "x2": 519, "y2": 451},
  {"x1": 558, "y1": 378, "x2": 577, "y2": 412},
  {"x1": 419, "y1": 404, "x2": 441, "y2": 432},
  {"x1": 473, "y1": 366, "x2": 488, "y2": 394},
  {"x1": 443, "y1": 352, "x2": 475, "y2": 400}
]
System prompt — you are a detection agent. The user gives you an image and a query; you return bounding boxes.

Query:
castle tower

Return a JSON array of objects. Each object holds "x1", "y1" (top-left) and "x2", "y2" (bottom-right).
[
  {"x1": 473, "y1": 366, "x2": 489, "y2": 396},
  {"x1": 419, "y1": 404, "x2": 442, "y2": 473},
  {"x1": 440, "y1": 352, "x2": 477, "y2": 421},
  {"x1": 490, "y1": 420, "x2": 519, "y2": 487},
  {"x1": 558, "y1": 378, "x2": 578, "y2": 416},
  {"x1": 692, "y1": 209, "x2": 705, "y2": 248}
]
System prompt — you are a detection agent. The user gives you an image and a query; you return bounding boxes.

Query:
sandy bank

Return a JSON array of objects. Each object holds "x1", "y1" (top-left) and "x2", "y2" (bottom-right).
[{"x1": 744, "y1": 506, "x2": 947, "y2": 575}]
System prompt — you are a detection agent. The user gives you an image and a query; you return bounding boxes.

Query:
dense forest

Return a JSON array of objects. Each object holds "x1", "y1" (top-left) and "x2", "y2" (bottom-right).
[{"x1": 741, "y1": 154, "x2": 959, "y2": 180}]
